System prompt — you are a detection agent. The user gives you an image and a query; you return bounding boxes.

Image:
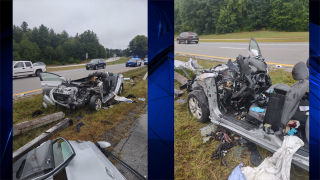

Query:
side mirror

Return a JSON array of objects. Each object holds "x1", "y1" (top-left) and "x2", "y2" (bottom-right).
[{"x1": 60, "y1": 77, "x2": 67, "y2": 82}]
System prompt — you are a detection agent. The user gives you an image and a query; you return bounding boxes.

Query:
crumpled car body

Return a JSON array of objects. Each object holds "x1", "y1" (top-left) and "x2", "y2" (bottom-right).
[
  {"x1": 13, "y1": 137, "x2": 126, "y2": 180},
  {"x1": 182, "y1": 38, "x2": 309, "y2": 171},
  {"x1": 39, "y1": 71, "x2": 124, "y2": 111}
]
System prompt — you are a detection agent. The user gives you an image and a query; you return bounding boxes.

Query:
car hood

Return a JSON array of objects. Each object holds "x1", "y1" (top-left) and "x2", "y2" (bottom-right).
[{"x1": 65, "y1": 141, "x2": 126, "y2": 180}]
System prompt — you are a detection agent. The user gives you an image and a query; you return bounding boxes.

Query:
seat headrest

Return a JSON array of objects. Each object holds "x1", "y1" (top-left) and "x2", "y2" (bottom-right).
[{"x1": 292, "y1": 62, "x2": 309, "y2": 80}]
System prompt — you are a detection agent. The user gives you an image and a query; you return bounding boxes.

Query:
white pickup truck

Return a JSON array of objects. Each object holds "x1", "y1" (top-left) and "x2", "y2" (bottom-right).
[{"x1": 13, "y1": 61, "x2": 47, "y2": 77}]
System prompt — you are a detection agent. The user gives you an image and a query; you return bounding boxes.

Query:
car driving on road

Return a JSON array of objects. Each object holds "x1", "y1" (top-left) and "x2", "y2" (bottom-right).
[
  {"x1": 126, "y1": 58, "x2": 142, "y2": 67},
  {"x1": 144, "y1": 58, "x2": 148, "y2": 65},
  {"x1": 177, "y1": 32, "x2": 199, "y2": 44},
  {"x1": 86, "y1": 59, "x2": 106, "y2": 70},
  {"x1": 13, "y1": 61, "x2": 47, "y2": 77}
]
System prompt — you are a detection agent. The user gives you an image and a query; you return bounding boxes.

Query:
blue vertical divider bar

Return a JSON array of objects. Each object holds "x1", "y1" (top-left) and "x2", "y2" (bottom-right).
[
  {"x1": 0, "y1": 0, "x2": 13, "y2": 179},
  {"x1": 148, "y1": 0, "x2": 174, "y2": 179},
  {"x1": 309, "y1": 0, "x2": 320, "y2": 179}
]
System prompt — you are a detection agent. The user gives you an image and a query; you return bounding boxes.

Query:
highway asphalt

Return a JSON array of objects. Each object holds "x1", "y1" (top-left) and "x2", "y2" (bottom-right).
[
  {"x1": 13, "y1": 63, "x2": 145, "y2": 96},
  {"x1": 175, "y1": 41, "x2": 309, "y2": 66}
]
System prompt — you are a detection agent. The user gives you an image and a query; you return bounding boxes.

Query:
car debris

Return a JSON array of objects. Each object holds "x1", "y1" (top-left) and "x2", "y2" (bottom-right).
[
  {"x1": 176, "y1": 98, "x2": 186, "y2": 104},
  {"x1": 102, "y1": 105, "x2": 113, "y2": 110},
  {"x1": 113, "y1": 92, "x2": 134, "y2": 103},
  {"x1": 241, "y1": 136, "x2": 304, "y2": 180},
  {"x1": 31, "y1": 110, "x2": 43, "y2": 117},
  {"x1": 174, "y1": 89, "x2": 184, "y2": 99},
  {"x1": 138, "y1": 98, "x2": 146, "y2": 101},
  {"x1": 143, "y1": 72, "x2": 148, "y2": 80},
  {"x1": 76, "y1": 122, "x2": 84, "y2": 132},
  {"x1": 124, "y1": 77, "x2": 131, "y2": 80},
  {"x1": 39, "y1": 71, "x2": 124, "y2": 111},
  {"x1": 228, "y1": 163, "x2": 246, "y2": 180},
  {"x1": 126, "y1": 94, "x2": 136, "y2": 98}
]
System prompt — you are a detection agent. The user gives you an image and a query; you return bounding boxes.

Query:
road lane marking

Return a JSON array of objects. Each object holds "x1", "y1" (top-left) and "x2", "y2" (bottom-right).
[
  {"x1": 13, "y1": 66, "x2": 144, "y2": 96},
  {"x1": 13, "y1": 89, "x2": 43, "y2": 96},
  {"x1": 174, "y1": 52, "x2": 294, "y2": 67}
]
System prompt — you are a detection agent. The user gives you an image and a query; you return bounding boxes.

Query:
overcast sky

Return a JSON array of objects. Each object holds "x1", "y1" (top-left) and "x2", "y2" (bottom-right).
[{"x1": 13, "y1": 0, "x2": 147, "y2": 49}]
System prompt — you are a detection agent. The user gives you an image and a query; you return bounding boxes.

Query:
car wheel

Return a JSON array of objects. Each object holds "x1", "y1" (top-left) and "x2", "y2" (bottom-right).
[
  {"x1": 139, "y1": 63, "x2": 141, "y2": 66},
  {"x1": 103, "y1": 65, "x2": 105, "y2": 69},
  {"x1": 178, "y1": 39, "x2": 181, "y2": 44},
  {"x1": 35, "y1": 69, "x2": 42, "y2": 77},
  {"x1": 187, "y1": 91, "x2": 210, "y2": 123},
  {"x1": 185, "y1": 39, "x2": 188, "y2": 44},
  {"x1": 86, "y1": 67, "x2": 89, "y2": 70},
  {"x1": 126, "y1": 64, "x2": 128, "y2": 67},
  {"x1": 195, "y1": 41, "x2": 198, "y2": 44},
  {"x1": 118, "y1": 84, "x2": 123, "y2": 95},
  {"x1": 89, "y1": 95, "x2": 102, "y2": 111}
]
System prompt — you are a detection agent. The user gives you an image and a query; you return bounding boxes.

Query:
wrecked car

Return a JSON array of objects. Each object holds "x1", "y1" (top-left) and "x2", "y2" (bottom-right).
[
  {"x1": 181, "y1": 38, "x2": 309, "y2": 171},
  {"x1": 40, "y1": 71, "x2": 124, "y2": 111},
  {"x1": 13, "y1": 137, "x2": 144, "y2": 180}
]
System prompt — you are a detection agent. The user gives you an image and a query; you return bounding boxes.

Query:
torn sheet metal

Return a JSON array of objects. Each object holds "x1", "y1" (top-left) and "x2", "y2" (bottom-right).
[{"x1": 200, "y1": 123, "x2": 218, "y2": 143}]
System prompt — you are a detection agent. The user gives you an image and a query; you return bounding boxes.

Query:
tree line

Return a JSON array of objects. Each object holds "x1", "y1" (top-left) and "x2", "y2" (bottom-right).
[
  {"x1": 13, "y1": 22, "x2": 148, "y2": 65},
  {"x1": 174, "y1": 0, "x2": 309, "y2": 35}
]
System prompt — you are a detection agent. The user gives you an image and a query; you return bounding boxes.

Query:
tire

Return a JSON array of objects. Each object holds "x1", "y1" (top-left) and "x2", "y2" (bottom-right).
[
  {"x1": 89, "y1": 95, "x2": 102, "y2": 111},
  {"x1": 94, "y1": 65, "x2": 97, "y2": 70},
  {"x1": 185, "y1": 39, "x2": 188, "y2": 44},
  {"x1": 195, "y1": 41, "x2": 198, "y2": 44},
  {"x1": 126, "y1": 64, "x2": 128, "y2": 67},
  {"x1": 35, "y1": 69, "x2": 42, "y2": 77},
  {"x1": 103, "y1": 65, "x2": 105, "y2": 69},
  {"x1": 139, "y1": 63, "x2": 141, "y2": 66},
  {"x1": 117, "y1": 84, "x2": 123, "y2": 95},
  {"x1": 187, "y1": 90, "x2": 210, "y2": 123},
  {"x1": 178, "y1": 39, "x2": 181, "y2": 44},
  {"x1": 86, "y1": 67, "x2": 89, "y2": 70}
]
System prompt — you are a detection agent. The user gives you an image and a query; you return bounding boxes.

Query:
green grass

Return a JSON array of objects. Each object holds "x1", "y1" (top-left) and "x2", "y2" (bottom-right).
[
  {"x1": 174, "y1": 56, "x2": 308, "y2": 179},
  {"x1": 13, "y1": 66, "x2": 148, "y2": 152},
  {"x1": 46, "y1": 57, "x2": 130, "y2": 72},
  {"x1": 175, "y1": 30, "x2": 309, "y2": 42}
]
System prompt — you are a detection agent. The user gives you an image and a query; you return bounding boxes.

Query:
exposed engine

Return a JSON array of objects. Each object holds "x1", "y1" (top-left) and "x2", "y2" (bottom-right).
[
  {"x1": 52, "y1": 72, "x2": 106, "y2": 109},
  {"x1": 212, "y1": 55, "x2": 272, "y2": 117}
]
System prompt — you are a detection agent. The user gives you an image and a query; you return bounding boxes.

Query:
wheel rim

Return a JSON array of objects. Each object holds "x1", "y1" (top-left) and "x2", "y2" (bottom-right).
[
  {"x1": 189, "y1": 97, "x2": 202, "y2": 119},
  {"x1": 95, "y1": 98, "x2": 102, "y2": 111}
]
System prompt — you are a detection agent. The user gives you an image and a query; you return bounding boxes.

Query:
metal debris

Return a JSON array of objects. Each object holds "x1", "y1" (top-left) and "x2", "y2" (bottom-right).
[{"x1": 76, "y1": 122, "x2": 84, "y2": 132}]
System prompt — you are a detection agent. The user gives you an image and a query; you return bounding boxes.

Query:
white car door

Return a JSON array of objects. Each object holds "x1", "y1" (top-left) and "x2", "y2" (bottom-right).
[
  {"x1": 39, "y1": 72, "x2": 62, "y2": 95},
  {"x1": 13, "y1": 62, "x2": 27, "y2": 76},
  {"x1": 24, "y1": 61, "x2": 34, "y2": 75}
]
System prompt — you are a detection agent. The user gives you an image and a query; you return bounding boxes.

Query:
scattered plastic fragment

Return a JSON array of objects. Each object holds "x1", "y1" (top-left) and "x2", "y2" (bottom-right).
[
  {"x1": 124, "y1": 78, "x2": 131, "y2": 81},
  {"x1": 76, "y1": 122, "x2": 84, "y2": 132},
  {"x1": 250, "y1": 107, "x2": 265, "y2": 113},
  {"x1": 138, "y1": 98, "x2": 146, "y2": 101},
  {"x1": 32, "y1": 110, "x2": 43, "y2": 117},
  {"x1": 43, "y1": 102, "x2": 47, "y2": 108}
]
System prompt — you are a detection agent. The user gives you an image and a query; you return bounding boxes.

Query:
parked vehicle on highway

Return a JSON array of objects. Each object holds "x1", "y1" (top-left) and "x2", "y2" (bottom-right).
[
  {"x1": 39, "y1": 71, "x2": 124, "y2": 111},
  {"x1": 13, "y1": 61, "x2": 47, "y2": 77},
  {"x1": 177, "y1": 32, "x2": 199, "y2": 44},
  {"x1": 86, "y1": 59, "x2": 106, "y2": 70},
  {"x1": 13, "y1": 137, "x2": 141, "y2": 180},
  {"x1": 126, "y1": 58, "x2": 142, "y2": 67},
  {"x1": 144, "y1": 58, "x2": 148, "y2": 65},
  {"x1": 181, "y1": 38, "x2": 309, "y2": 171}
]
